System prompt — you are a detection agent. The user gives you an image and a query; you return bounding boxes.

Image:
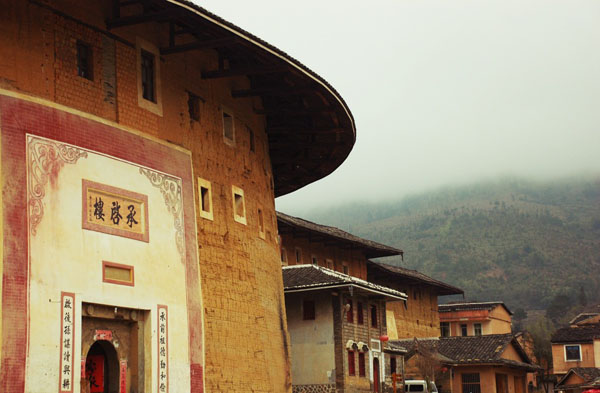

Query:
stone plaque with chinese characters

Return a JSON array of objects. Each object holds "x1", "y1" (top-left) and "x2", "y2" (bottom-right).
[{"x1": 82, "y1": 180, "x2": 149, "y2": 242}]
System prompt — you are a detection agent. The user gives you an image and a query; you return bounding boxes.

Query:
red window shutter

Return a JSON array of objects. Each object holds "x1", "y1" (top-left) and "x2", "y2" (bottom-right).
[
  {"x1": 348, "y1": 351, "x2": 355, "y2": 376},
  {"x1": 358, "y1": 353, "x2": 366, "y2": 377}
]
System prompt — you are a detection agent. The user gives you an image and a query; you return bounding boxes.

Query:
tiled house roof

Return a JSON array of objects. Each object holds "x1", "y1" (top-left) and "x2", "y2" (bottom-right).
[
  {"x1": 438, "y1": 301, "x2": 512, "y2": 315},
  {"x1": 367, "y1": 260, "x2": 463, "y2": 296},
  {"x1": 393, "y1": 334, "x2": 539, "y2": 371},
  {"x1": 282, "y1": 264, "x2": 407, "y2": 300},
  {"x1": 551, "y1": 324, "x2": 600, "y2": 343},
  {"x1": 556, "y1": 368, "x2": 600, "y2": 389},
  {"x1": 277, "y1": 212, "x2": 403, "y2": 258}
]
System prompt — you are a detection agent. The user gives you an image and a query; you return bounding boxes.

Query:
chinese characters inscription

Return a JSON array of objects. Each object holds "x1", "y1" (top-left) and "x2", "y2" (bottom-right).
[
  {"x1": 82, "y1": 180, "x2": 149, "y2": 242},
  {"x1": 59, "y1": 292, "x2": 75, "y2": 392},
  {"x1": 157, "y1": 305, "x2": 169, "y2": 393}
]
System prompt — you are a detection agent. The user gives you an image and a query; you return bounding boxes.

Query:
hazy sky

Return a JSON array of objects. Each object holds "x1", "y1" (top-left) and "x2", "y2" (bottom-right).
[{"x1": 197, "y1": 0, "x2": 600, "y2": 213}]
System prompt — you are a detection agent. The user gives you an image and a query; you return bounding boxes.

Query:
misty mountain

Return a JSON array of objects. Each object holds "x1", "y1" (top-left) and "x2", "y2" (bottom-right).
[{"x1": 300, "y1": 176, "x2": 600, "y2": 312}]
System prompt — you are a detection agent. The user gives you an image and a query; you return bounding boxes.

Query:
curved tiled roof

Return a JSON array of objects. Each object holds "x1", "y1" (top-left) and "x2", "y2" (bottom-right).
[
  {"x1": 282, "y1": 264, "x2": 407, "y2": 300},
  {"x1": 551, "y1": 324, "x2": 600, "y2": 343},
  {"x1": 394, "y1": 334, "x2": 540, "y2": 371},
  {"x1": 277, "y1": 212, "x2": 403, "y2": 258},
  {"x1": 438, "y1": 301, "x2": 512, "y2": 315},
  {"x1": 367, "y1": 260, "x2": 463, "y2": 296}
]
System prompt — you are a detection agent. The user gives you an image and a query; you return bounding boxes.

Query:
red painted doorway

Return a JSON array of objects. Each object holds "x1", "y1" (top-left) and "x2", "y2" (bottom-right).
[{"x1": 373, "y1": 357, "x2": 380, "y2": 393}]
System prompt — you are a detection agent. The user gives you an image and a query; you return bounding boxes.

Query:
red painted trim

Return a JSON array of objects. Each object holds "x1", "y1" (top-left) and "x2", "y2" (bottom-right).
[
  {"x1": 102, "y1": 261, "x2": 135, "y2": 287},
  {"x1": 82, "y1": 179, "x2": 149, "y2": 243},
  {"x1": 58, "y1": 292, "x2": 76, "y2": 393},
  {"x1": 119, "y1": 359, "x2": 127, "y2": 393}
]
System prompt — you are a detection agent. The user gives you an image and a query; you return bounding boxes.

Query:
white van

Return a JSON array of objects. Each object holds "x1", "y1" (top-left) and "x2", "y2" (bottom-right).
[{"x1": 404, "y1": 380, "x2": 438, "y2": 393}]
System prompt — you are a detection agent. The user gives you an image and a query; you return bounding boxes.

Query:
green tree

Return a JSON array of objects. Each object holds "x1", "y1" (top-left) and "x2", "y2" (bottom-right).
[{"x1": 526, "y1": 317, "x2": 554, "y2": 393}]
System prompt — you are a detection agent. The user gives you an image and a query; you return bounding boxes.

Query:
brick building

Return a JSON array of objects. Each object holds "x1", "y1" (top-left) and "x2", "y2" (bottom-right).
[
  {"x1": 438, "y1": 301, "x2": 513, "y2": 337},
  {"x1": 366, "y1": 261, "x2": 463, "y2": 340},
  {"x1": 399, "y1": 334, "x2": 539, "y2": 393},
  {"x1": 0, "y1": 1, "x2": 356, "y2": 392},
  {"x1": 278, "y1": 212, "x2": 407, "y2": 393}
]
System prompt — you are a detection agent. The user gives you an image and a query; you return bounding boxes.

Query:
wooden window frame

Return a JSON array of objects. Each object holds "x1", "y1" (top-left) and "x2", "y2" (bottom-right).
[
  {"x1": 371, "y1": 304, "x2": 378, "y2": 328},
  {"x1": 346, "y1": 299, "x2": 353, "y2": 323},
  {"x1": 136, "y1": 38, "x2": 162, "y2": 116},
  {"x1": 461, "y1": 323, "x2": 468, "y2": 337},
  {"x1": 348, "y1": 351, "x2": 356, "y2": 376},
  {"x1": 358, "y1": 352, "x2": 366, "y2": 377},
  {"x1": 565, "y1": 344, "x2": 582, "y2": 362},
  {"x1": 76, "y1": 40, "x2": 93, "y2": 80}
]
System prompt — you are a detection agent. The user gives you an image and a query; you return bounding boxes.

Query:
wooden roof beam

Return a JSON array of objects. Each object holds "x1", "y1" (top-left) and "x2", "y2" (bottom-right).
[
  {"x1": 160, "y1": 37, "x2": 239, "y2": 55},
  {"x1": 107, "y1": 10, "x2": 177, "y2": 29},
  {"x1": 231, "y1": 86, "x2": 318, "y2": 98},
  {"x1": 202, "y1": 64, "x2": 288, "y2": 79}
]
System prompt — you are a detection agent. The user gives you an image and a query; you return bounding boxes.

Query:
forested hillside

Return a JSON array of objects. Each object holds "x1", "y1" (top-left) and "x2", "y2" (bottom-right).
[{"x1": 301, "y1": 177, "x2": 600, "y2": 312}]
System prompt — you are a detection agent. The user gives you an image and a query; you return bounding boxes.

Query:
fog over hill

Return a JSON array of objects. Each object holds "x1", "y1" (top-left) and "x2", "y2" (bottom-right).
[{"x1": 293, "y1": 176, "x2": 600, "y2": 312}]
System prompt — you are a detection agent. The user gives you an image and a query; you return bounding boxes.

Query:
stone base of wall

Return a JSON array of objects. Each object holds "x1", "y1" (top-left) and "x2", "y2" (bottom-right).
[{"x1": 292, "y1": 384, "x2": 337, "y2": 393}]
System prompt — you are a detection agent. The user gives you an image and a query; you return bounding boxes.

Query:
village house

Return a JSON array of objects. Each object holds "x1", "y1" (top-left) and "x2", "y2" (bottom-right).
[
  {"x1": 550, "y1": 323, "x2": 600, "y2": 384},
  {"x1": 554, "y1": 368, "x2": 600, "y2": 393},
  {"x1": 397, "y1": 334, "x2": 540, "y2": 393},
  {"x1": 0, "y1": 1, "x2": 356, "y2": 392},
  {"x1": 438, "y1": 301, "x2": 513, "y2": 337},
  {"x1": 278, "y1": 212, "x2": 408, "y2": 393}
]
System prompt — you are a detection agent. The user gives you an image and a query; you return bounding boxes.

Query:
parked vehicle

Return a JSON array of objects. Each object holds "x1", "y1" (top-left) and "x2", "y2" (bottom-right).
[{"x1": 405, "y1": 380, "x2": 438, "y2": 393}]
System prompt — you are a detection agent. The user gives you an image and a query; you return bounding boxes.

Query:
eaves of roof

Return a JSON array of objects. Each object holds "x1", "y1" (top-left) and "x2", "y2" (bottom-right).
[
  {"x1": 282, "y1": 264, "x2": 407, "y2": 301},
  {"x1": 277, "y1": 212, "x2": 403, "y2": 258}
]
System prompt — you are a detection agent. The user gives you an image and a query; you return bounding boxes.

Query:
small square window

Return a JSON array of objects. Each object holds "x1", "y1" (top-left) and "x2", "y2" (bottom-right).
[
  {"x1": 303, "y1": 299, "x2": 315, "y2": 320},
  {"x1": 258, "y1": 208, "x2": 265, "y2": 239},
  {"x1": 474, "y1": 323, "x2": 482, "y2": 336},
  {"x1": 311, "y1": 256, "x2": 318, "y2": 265},
  {"x1": 197, "y1": 178, "x2": 213, "y2": 221},
  {"x1": 223, "y1": 110, "x2": 235, "y2": 145},
  {"x1": 76, "y1": 41, "x2": 93, "y2": 80},
  {"x1": 565, "y1": 345, "x2": 581, "y2": 361},
  {"x1": 231, "y1": 186, "x2": 246, "y2": 225},
  {"x1": 295, "y1": 248, "x2": 302, "y2": 263},
  {"x1": 188, "y1": 92, "x2": 201, "y2": 122}
]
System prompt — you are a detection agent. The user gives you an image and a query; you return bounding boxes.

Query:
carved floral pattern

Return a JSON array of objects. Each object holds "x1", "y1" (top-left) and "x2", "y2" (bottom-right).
[
  {"x1": 27, "y1": 136, "x2": 88, "y2": 235},
  {"x1": 140, "y1": 167, "x2": 185, "y2": 262}
]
